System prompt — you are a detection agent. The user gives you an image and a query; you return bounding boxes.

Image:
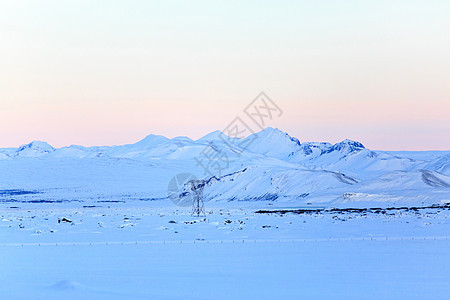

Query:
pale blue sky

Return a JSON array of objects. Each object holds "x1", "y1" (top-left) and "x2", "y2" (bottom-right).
[{"x1": 0, "y1": 1, "x2": 449, "y2": 149}]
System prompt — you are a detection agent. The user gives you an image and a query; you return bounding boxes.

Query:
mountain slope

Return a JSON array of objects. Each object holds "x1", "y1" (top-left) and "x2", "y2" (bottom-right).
[{"x1": 0, "y1": 128, "x2": 449, "y2": 207}]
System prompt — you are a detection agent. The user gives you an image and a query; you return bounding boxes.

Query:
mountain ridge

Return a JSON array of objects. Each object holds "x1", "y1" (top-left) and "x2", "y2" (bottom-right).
[{"x1": 0, "y1": 128, "x2": 449, "y2": 207}]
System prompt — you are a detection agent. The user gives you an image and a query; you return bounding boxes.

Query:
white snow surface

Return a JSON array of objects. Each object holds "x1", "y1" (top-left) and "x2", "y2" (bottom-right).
[{"x1": 3, "y1": 205, "x2": 450, "y2": 299}]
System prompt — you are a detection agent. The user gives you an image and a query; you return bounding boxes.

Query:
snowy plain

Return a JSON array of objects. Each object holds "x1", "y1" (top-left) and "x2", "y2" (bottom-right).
[{"x1": 1, "y1": 128, "x2": 450, "y2": 299}]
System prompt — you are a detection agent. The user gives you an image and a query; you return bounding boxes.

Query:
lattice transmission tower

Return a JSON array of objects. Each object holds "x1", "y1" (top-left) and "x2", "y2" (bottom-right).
[{"x1": 188, "y1": 179, "x2": 206, "y2": 217}]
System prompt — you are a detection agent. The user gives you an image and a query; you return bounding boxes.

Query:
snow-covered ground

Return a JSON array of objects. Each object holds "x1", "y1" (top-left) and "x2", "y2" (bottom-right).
[
  {"x1": 1, "y1": 128, "x2": 450, "y2": 299},
  {"x1": 2, "y1": 202, "x2": 450, "y2": 299},
  {"x1": 3, "y1": 238, "x2": 450, "y2": 299},
  {"x1": 2, "y1": 203, "x2": 450, "y2": 244}
]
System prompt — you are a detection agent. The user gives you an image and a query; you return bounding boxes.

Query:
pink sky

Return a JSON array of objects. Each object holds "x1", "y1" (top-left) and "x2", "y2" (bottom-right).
[
  {"x1": 1, "y1": 97, "x2": 448, "y2": 150},
  {"x1": 0, "y1": 1, "x2": 449, "y2": 150}
]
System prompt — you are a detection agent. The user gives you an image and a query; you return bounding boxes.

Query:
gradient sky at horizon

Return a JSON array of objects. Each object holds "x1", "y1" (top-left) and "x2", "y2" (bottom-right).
[{"x1": 1, "y1": 1, "x2": 449, "y2": 150}]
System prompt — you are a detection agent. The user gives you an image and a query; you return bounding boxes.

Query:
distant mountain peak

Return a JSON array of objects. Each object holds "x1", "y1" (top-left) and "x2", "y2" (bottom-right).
[
  {"x1": 258, "y1": 127, "x2": 282, "y2": 135},
  {"x1": 140, "y1": 133, "x2": 168, "y2": 140},
  {"x1": 15, "y1": 141, "x2": 55, "y2": 157},
  {"x1": 333, "y1": 139, "x2": 365, "y2": 151},
  {"x1": 240, "y1": 127, "x2": 301, "y2": 159},
  {"x1": 255, "y1": 127, "x2": 301, "y2": 146},
  {"x1": 260, "y1": 126, "x2": 281, "y2": 133},
  {"x1": 197, "y1": 130, "x2": 228, "y2": 142},
  {"x1": 135, "y1": 134, "x2": 169, "y2": 146},
  {"x1": 17, "y1": 141, "x2": 54, "y2": 152}
]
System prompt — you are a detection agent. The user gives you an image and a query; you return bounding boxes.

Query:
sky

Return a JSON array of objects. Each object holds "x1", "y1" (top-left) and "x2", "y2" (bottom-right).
[{"x1": 0, "y1": 1, "x2": 449, "y2": 150}]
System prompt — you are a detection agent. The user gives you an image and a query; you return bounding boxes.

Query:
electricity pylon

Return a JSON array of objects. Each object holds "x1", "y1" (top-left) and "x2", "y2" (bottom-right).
[{"x1": 188, "y1": 179, "x2": 206, "y2": 217}]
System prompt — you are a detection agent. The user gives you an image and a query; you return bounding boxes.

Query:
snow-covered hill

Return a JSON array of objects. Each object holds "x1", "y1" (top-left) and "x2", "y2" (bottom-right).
[
  {"x1": 0, "y1": 128, "x2": 449, "y2": 207},
  {"x1": 14, "y1": 141, "x2": 55, "y2": 158}
]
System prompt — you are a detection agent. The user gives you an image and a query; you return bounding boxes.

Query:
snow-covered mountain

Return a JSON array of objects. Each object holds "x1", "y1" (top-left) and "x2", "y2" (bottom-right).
[
  {"x1": 14, "y1": 141, "x2": 55, "y2": 158},
  {"x1": 0, "y1": 128, "x2": 449, "y2": 207},
  {"x1": 241, "y1": 127, "x2": 301, "y2": 159}
]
